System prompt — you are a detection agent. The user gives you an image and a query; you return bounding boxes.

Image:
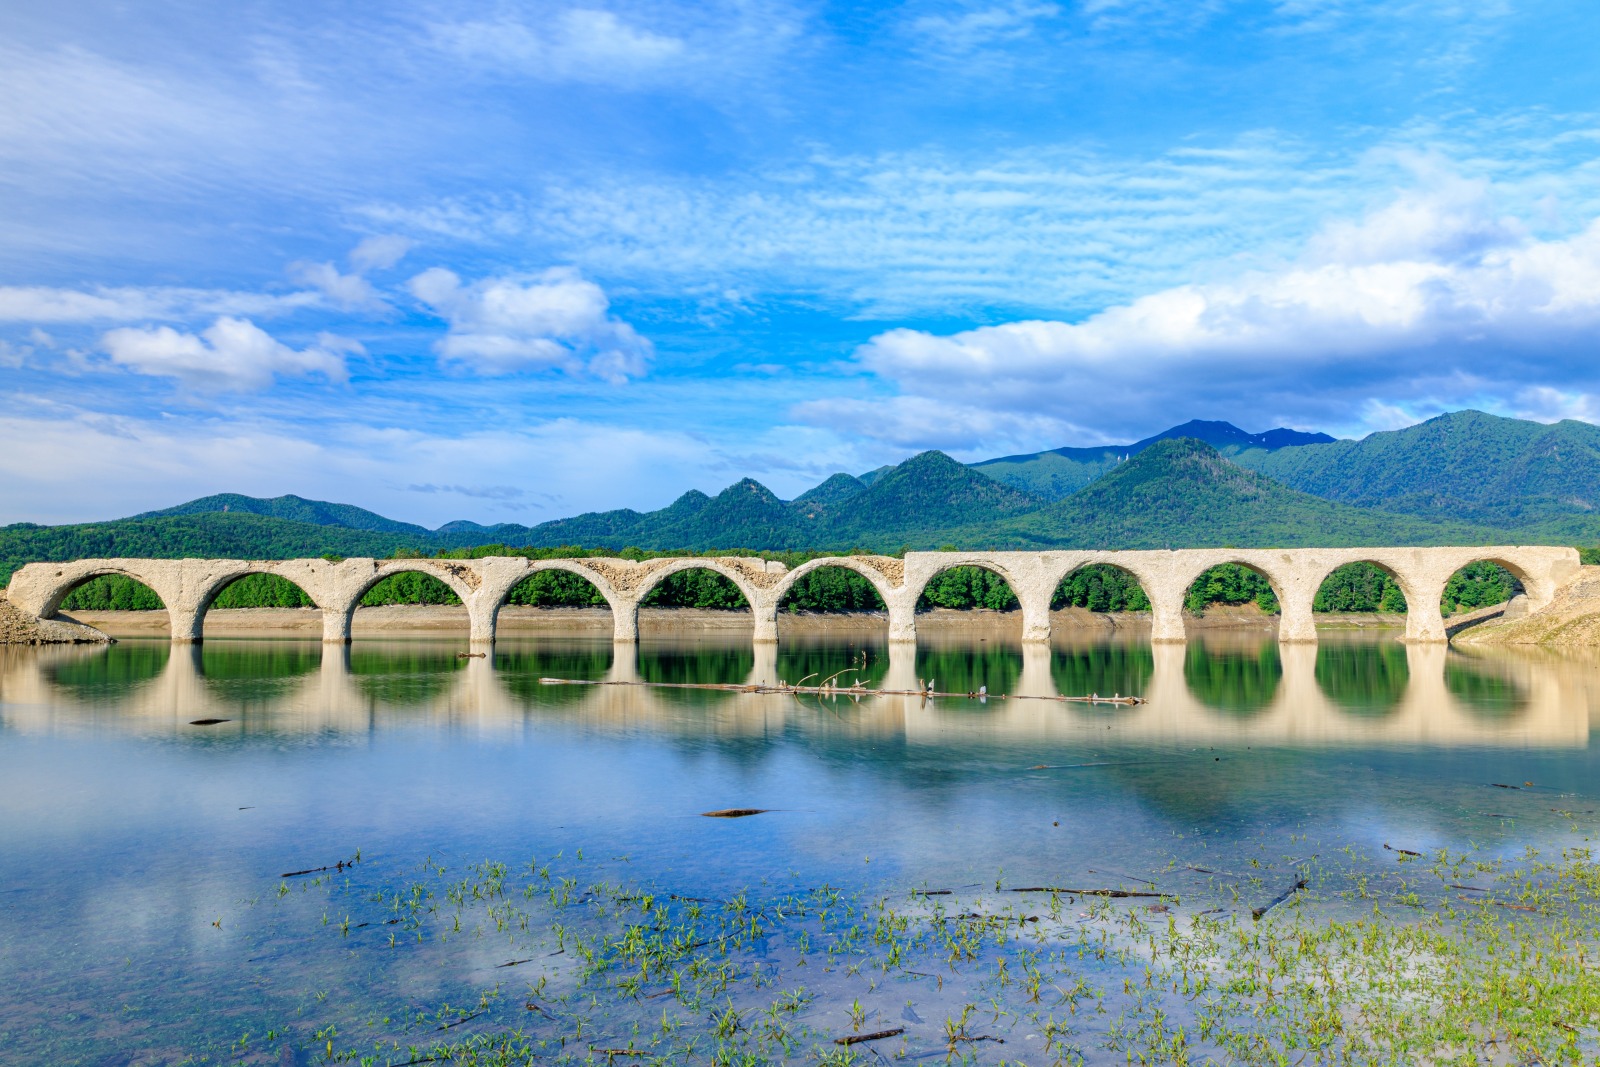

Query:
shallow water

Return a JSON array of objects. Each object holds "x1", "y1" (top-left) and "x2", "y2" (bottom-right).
[{"x1": 2, "y1": 628, "x2": 1598, "y2": 1064}]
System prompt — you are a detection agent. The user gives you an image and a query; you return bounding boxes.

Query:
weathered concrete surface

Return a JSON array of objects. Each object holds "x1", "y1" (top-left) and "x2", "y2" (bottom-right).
[
  {"x1": 0, "y1": 597, "x2": 111, "y2": 644},
  {"x1": 3, "y1": 546, "x2": 1583, "y2": 646}
]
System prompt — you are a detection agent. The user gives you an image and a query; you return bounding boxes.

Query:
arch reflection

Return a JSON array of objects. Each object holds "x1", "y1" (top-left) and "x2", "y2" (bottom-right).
[
  {"x1": 1051, "y1": 641, "x2": 1154, "y2": 713},
  {"x1": 45, "y1": 641, "x2": 170, "y2": 704},
  {"x1": 1315, "y1": 641, "x2": 1410, "y2": 718},
  {"x1": 1183, "y1": 639, "x2": 1282, "y2": 717},
  {"x1": 0, "y1": 633, "x2": 1588, "y2": 750},
  {"x1": 637, "y1": 640, "x2": 756, "y2": 707},
  {"x1": 1444, "y1": 656, "x2": 1531, "y2": 720}
]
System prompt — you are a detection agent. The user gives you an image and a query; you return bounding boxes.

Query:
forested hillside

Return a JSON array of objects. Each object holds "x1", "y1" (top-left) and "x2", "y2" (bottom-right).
[
  {"x1": 8, "y1": 415, "x2": 1600, "y2": 585},
  {"x1": 987, "y1": 438, "x2": 1507, "y2": 548},
  {"x1": 136, "y1": 493, "x2": 434, "y2": 536},
  {"x1": 1233, "y1": 410, "x2": 1600, "y2": 527},
  {"x1": 973, "y1": 419, "x2": 1335, "y2": 498}
]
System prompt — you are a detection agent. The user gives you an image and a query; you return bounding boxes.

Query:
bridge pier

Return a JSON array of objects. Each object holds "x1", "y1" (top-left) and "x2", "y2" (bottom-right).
[
  {"x1": 1404, "y1": 589, "x2": 1449, "y2": 643},
  {"x1": 321, "y1": 606, "x2": 353, "y2": 644},
  {"x1": 1018, "y1": 585, "x2": 1054, "y2": 643},
  {"x1": 751, "y1": 592, "x2": 780, "y2": 644},
  {"x1": 168, "y1": 600, "x2": 205, "y2": 644},
  {"x1": 1277, "y1": 584, "x2": 1319, "y2": 643},
  {"x1": 1148, "y1": 584, "x2": 1187, "y2": 643},
  {"x1": 886, "y1": 593, "x2": 918, "y2": 643},
  {"x1": 613, "y1": 598, "x2": 640, "y2": 643}
]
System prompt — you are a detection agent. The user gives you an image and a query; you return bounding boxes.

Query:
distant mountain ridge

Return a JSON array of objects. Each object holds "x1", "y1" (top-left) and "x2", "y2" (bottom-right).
[
  {"x1": 480, "y1": 451, "x2": 1044, "y2": 552},
  {"x1": 982, "y1": 438, "x2": 1501, "y2": 549},
  {"x1": 7, "y1": 412, "x2": 1597, "y2": 581},
  {"x1": 1231, "y1": 410, "x2": 1600, "y2": 529},
  {"x1": 972, "y1": 419, "x2": 1335, "y2": 499},
  {"x1": 136, "y1": 493, "x2": 434, "y2": 537}
]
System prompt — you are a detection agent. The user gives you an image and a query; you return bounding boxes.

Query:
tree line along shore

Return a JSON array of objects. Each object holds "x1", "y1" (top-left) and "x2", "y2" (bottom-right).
[{"x1": 57, "y1": 546, "x2": 1525, "y2": 618}]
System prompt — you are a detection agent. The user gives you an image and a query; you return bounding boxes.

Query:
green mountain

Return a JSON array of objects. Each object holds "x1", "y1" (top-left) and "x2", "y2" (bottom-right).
[
  {"x1": 823, "y1": 450, "x2": 1043, "y2": 547},
  {"x1": 137, "y1": 493, "x2": 433, "y2": 537},
  {"x1": 650, "y1": 479, "x2": 808, "y2": 550},
  {"x1": 973, "y1": 419, "x2": 1334, "y2": 499},
  {"x1": 505, "y1": 451, "x2": 1041, "y2": 552},
  {"x1": 793, "y1": 473, "x2": 866, "y2": 508},
  {"x1": 1231, "y1": 410, "x2": 1600, "y2": 528},
  {"x1": 8, "y1": 414, "x2": 1598, "y2": 585},
  {"x1": 986, "y1": 438, "x2": 1507, "y2": 549}
]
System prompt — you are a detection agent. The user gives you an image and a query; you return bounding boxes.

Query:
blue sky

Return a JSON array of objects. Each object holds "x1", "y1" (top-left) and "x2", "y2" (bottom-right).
[{"x1": 3, "y1": 0, "x2": 1600, "y2": 526}]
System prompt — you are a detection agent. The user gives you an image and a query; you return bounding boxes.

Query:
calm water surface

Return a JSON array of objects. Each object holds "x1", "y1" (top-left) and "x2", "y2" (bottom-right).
[{"x1": 2, "y1": 628, "x2": 1598, "y2": 1064}]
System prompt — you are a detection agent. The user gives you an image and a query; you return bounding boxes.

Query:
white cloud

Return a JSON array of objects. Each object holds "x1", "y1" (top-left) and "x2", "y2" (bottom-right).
[
  {"x1": 287, "y1": 261, "x2": 384, "y2": 310},
  {"x1": 1513, "y1": 386, "x2": 1600, "y2": 425},
  {"x1": 408, "y1": 267, "x2": 651, "y2": 382},
  {"x1": 0, "y1": 285, "x2": 318, "y2": 323},
  {"x1": 379, "y1": 136, "x2": 1368, "y2": 319},
  {"x1": 98, "y1": 317, "x2": 357, "y2": 392},
  {"x1": 806, "y1": 178, "x2": 1600, "y2": 444},
  {"x1": 349, "y1": 235, "x2": 414, "y2": 272},
  {"x1": 0, "y1": 410, "x2": 731, "y2": 526},
  {"x1": 909, "y1": 3, "x2": 1062, "y2": 55},
  {"x1": 790, "y1": 394, "x2": 1086, "y2": 454},
  {"x1": 288, "y1": 236, "x2": 416, "y2": 310},
  {"x1": 436, "y1": 9, "x2": 686, "y2": 85}
]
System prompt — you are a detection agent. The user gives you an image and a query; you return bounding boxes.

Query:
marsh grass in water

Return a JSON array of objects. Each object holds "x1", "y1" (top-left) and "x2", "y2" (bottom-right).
[{"x1": 224, "y1": 841, "x2": 1600, "y2": 1066}]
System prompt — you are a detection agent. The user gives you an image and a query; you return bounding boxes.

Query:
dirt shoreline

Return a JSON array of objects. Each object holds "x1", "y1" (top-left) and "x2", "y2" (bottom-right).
[
  {"x1": 1458, "y1": 566, "x2": 1600, "y2": 649},
  {"x1": 59, "y1": 604, "x2": 1406, "y2": 639}
]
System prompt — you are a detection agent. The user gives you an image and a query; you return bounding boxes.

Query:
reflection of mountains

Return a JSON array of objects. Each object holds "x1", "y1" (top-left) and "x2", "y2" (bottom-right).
[{"x1": 1, "y1": 634, "x2": 1588, "y2": 753}]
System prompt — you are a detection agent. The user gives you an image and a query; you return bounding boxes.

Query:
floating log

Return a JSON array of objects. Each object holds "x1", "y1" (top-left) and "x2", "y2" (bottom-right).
[
  {"x1": 835, "y1": 1028, "x2": 905, "y2": 1046},
  {"x1": 536, "y1": 677, "x2": 1143, "y2": 705},
  {"x1": 1008, "y1": 887, "x2": 1167, "y2": 898},
  {"x1": 1252, "y1": 875, "x2": 1307, "y2": 921}
]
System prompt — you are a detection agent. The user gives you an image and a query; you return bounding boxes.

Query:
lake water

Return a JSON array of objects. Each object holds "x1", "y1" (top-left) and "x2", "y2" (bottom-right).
[{"x1": 3, "y1": 627, "x2": 1599, "y2": 1065}]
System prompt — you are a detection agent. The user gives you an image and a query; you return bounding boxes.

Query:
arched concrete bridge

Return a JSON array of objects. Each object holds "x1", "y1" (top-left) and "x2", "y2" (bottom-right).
[{"x1": 5, "y1": 546, "x2": 1581, "y2": 646}]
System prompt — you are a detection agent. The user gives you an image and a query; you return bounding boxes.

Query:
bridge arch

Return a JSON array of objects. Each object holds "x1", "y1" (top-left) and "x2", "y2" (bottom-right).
[
  {"x1": 1051, "y1": 561, "x2": 1153, "y2": 614},
  {"x1": 1310, "y1": 559, "x2": 1412, "y2": 617},
  {"x1": 1440, "y1": 556, "x2": 1527, "y2": 612},
  {"x1": 33, "y1": 563, "x2": 182, "y2": 641},
  {"x1": 629, "y1": 557, "x2": 775, "y2": 643},
  {"x1": 772, "y1": 556, "x2": 896, "y2": 612},
  {"x1": 1177, "y1": 559, "x2": 1288, "y2": 628},
  {"x1": 185, "y1": 564, "x2": 327, "y2": 643},
  {"x1": 632, "y1": 557, "x2": 763, "y2": 608},
  {"x1": 36, "y1": 563, "x2": 179, "y2": 622},
  {"x1": 326, "y1": 561, "x2": 478, "y2": 644},
  {"x1": 912, "y1": 558, "x2": 1026, "y2": 649},
  {"x1": 907, "y1": 556, "x2": 1024, "y2": 606},
  {"x1": 482, "y1": 559, "x2": 627, "y2": 645}
]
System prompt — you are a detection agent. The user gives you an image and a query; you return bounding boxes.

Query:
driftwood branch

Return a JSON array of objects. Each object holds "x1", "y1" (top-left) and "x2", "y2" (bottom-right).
[
  {"x1": 1252, "y1": 875, "x2": 1307, "y2": 921},
  {"x1": 835, "y1": 1028, "x2": 905, "y2": 1046}
]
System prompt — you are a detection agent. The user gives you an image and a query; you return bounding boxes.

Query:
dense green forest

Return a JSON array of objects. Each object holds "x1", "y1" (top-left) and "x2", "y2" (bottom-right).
[
  {"x1": 1234, "y1": 410, "x2": 1600, "y2": 528},
  {"x1": 57, "y1": 554, "x2": 1525, "y2": 617}
]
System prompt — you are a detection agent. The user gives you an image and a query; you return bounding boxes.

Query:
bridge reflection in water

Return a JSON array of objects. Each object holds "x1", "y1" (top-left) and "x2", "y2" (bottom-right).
[{"x1": 1, "y1": 633, "x2": 1588, "y2": 750}]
